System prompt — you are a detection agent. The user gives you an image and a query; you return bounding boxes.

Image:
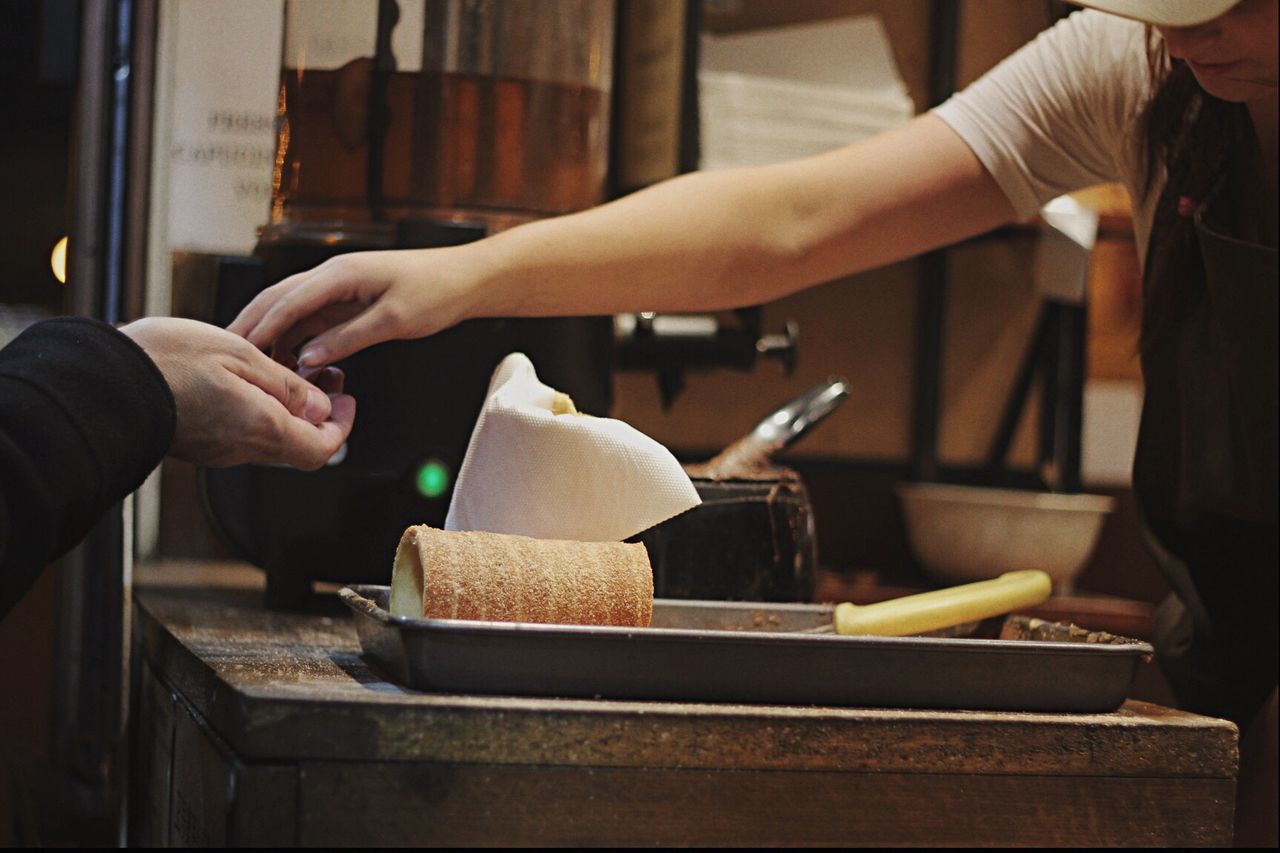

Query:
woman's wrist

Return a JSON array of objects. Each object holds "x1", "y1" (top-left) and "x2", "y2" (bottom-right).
[{"x1": 462, "y1": 220, "x2": 551, "y2": 319}]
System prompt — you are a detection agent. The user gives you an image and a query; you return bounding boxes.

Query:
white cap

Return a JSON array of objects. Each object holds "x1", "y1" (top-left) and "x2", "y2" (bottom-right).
[{"x1": 1073, "y1": 0, "x2": 1239, "y2": 27}]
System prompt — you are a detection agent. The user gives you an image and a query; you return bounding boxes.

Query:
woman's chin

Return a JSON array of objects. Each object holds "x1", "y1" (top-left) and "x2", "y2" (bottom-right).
[{"x1": 1192, "y1": 71, "x2": 1276, "y2": 103}]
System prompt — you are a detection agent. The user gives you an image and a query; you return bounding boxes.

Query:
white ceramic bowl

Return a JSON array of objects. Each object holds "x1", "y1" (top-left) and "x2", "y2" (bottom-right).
[{"x1": 895, "y1": 483, "x2": 1115, "y2": 591}]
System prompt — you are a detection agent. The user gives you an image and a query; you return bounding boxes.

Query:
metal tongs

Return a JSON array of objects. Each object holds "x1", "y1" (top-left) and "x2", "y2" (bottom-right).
[{"x1": 689, "y1": 377, "x2": 851, "y2": 479}]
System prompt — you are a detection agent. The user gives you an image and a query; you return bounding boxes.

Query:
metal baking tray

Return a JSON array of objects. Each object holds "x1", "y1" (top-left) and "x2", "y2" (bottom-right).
[{"x1": 339, "y1": 585, "x2": 1152, "y2": 712}]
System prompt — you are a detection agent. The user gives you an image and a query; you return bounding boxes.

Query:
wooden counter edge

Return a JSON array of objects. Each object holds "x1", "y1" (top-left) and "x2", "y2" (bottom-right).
[{"x1": 132, "y1": 563, "x2": 1239, "y2": 780}]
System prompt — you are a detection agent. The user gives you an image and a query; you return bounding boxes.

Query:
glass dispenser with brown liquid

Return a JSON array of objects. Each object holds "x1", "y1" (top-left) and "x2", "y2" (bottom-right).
[
  {"x1": 203, "y1": 0, "x2": 617, "y2": 608},
  {"x1": 264, "y1": 0, "x2": 614, "y2": 243}
]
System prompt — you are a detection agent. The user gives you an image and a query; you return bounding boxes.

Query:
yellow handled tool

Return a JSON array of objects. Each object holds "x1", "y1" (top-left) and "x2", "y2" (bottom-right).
[{"x1": 833, "y1": 570, "x2": 1053, "y2": 637}]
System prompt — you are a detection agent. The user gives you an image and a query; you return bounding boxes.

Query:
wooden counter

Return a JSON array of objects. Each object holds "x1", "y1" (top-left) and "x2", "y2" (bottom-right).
[{"x1": 130, "y1": 561, "x2": 1237, "y2": 847}]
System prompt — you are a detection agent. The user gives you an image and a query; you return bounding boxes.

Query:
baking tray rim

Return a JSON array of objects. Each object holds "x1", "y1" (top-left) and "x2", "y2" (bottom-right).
[{"x1": 339, "y1": 584, "x2": 1154, "y2": 657}]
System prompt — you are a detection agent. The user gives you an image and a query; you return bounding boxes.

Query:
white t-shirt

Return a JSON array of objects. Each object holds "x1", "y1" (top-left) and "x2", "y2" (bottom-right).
[{"x1": 932, "y1": 9, "x2": 1159, "y2": 260}]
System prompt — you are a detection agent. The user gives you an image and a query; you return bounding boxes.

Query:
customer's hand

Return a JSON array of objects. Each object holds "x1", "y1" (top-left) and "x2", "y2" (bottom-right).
[
  {"x1": 121, "y1": 317, "x2": 356, "y2": 470},
  {"x1": 228, "y1": 248, "x2": 478, "y2": 369}
]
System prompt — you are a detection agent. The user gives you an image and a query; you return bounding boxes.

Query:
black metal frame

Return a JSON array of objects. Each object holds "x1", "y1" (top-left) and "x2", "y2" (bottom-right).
[
  {"x1": 983, "y1": 300, "x2": 1087, "y2": 492},
  {"x1": 909, "y1": 0, "x2": 959, "y2": 483},
  {"x1": 910, "y1": 0, "x2": 1087, "y2": 493},
  {"x1": 53, "y1": 0, "x2": 157, "y2": 842}
]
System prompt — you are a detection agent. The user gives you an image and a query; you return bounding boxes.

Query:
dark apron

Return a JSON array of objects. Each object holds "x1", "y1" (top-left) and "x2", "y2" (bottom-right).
[{"x1": 1135, "y1": 175, "x2": 1279, "y2": 728}]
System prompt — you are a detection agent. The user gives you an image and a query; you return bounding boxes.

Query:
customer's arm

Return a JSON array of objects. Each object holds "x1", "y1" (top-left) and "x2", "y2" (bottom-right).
[
  {"x1": 0, "y1": 317, "x2": 356, "y2": 620},
  {"x1": 0, "y1": 318, "x2": 175, "y2": 617}
]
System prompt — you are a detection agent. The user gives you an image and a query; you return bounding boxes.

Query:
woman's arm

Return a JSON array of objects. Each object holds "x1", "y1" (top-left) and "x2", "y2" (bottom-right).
[{"x1": 232, "y1": 114, "x2": 1015, "y2": 367}]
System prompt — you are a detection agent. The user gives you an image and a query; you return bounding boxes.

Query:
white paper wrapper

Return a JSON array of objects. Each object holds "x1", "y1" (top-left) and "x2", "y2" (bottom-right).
[{"x1": 445, "y1": 353, "x2": 700, "y2": 542}]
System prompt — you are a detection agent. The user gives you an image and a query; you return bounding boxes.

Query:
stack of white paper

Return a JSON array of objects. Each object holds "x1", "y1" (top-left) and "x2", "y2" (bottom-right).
[{"x1": 699, "y1": 15, "x2": 915, "y2": 170}]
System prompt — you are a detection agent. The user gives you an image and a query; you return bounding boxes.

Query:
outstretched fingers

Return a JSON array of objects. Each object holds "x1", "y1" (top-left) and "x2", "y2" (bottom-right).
[
  {"x1": 295, "y1": 304, "x2": 402, "y2": 369},
  {"x1": 231, "y1": 264, "x2": 358, "y2": 356},
  {"x1": 226, "y1": 274, "x2": 298, "y2": 339}
]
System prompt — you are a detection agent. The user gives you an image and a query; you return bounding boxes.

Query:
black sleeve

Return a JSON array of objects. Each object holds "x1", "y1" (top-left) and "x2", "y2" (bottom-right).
[{"x1": 0, "y1": 317, "x2": 176, "y2": 619}]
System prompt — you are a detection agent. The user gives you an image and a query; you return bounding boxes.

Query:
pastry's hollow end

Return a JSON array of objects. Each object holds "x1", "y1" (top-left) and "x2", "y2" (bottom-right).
[{"x1": 389, "y1": 530, "x2": 425, "y2": 617}]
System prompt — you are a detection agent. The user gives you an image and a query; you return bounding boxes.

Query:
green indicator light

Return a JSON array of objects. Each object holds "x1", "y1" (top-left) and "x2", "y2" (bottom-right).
[{"x1": 415, "y1": 459, "x2": 451, "y2": 499}]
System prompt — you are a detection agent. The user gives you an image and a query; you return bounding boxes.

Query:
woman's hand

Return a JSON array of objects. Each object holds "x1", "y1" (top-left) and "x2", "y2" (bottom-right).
[
  {"x1": 121, "y1": 317, "x2": 356, "y2": 470},
  {"x1": 228, "y1": 248, "x2": 477, "y2": 370}
]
